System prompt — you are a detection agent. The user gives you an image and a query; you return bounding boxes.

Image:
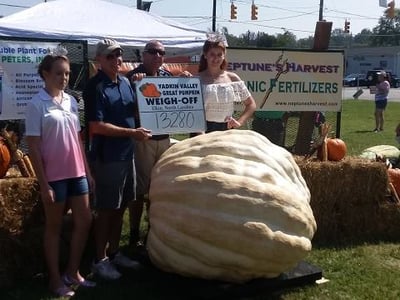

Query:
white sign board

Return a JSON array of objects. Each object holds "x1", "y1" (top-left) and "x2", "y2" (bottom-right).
[
  {"x1": 0, "y1": 41, "x2": 59, "y2": 120},
  {"x1": 380, "y1": 0, "x2": 388, "y2": 8},
  {"x1": 135, "y1": 77, "x2": 205, "y2": 134}
]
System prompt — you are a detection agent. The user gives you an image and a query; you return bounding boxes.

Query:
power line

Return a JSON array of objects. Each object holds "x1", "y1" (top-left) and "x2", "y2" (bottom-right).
[{"x1": 0, "y1": 2, "x2": 29, "y2": 9}]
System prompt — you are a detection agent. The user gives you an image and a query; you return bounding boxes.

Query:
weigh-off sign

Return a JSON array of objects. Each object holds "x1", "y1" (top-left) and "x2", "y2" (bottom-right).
[{"x1": 136, "y1": 77, "x2": 206, "y2": 135}]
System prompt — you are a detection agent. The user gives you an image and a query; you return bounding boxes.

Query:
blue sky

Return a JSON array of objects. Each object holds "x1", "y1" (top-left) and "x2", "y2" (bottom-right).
[{"x1": 0, "y1": 0, "x2": 390, "y2": 38}]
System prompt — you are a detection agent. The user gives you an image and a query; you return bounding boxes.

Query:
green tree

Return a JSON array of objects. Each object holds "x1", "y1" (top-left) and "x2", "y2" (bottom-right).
[
  {"x1": 370, "y1": 10, "x2": 400, "y2": 46},
  {"x1": 296, "y1": 36, "x2": 314, "y2": 49},
  {"x1": 353, "y1": 28, "x2": 373, "y2": 47},
  {"x1": 274, "y1": 31, "x2": 297, "y2": 48},
  {"x1": 329, "y1": 28, "x2": 352, "y2": 48},
  {"x1": 255, "y1": 32, "x2": 277, "y2": 48}
]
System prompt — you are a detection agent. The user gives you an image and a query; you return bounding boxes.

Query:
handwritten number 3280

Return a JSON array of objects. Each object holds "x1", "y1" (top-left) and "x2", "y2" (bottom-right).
[{"x1": 156, "y1": 112, "x2": 195, "y2": 129}]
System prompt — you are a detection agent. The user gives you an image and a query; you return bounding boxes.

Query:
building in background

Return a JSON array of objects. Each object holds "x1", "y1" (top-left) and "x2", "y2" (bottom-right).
[{"x1": 345, "y1": 46, "x2": 400, "y2": 76}]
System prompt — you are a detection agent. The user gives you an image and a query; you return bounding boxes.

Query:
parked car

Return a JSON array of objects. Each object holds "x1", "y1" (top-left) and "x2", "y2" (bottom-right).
[
  {"x1": 365, "y1": 70, "x2": 400, "y2": 88},
  {"x1": 343, "y1": 73, "x2": 367, "y2": 87}
]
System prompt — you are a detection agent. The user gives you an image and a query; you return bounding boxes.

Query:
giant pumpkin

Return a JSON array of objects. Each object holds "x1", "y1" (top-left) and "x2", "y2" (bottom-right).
[{"x1": 148, "y1": 130, "x2": 316, "y2": 283}]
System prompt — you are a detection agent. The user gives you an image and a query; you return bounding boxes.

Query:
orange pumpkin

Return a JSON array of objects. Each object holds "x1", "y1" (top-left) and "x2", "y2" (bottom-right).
[
  {"x1": 0, "y1": 138, "x2": 11, "y2": 178},
  {"x1": 326, "y1": 138, "x2": 347, "y2": 161},
  {"x1": 388, "y1": 168, "x2": 400, "y2": 196}
]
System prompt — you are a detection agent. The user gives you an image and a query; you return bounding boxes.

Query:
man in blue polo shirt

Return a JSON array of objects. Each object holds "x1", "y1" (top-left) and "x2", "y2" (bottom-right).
[{"x1": 83, "y1": 38, "x2": 151, "y2": 280}]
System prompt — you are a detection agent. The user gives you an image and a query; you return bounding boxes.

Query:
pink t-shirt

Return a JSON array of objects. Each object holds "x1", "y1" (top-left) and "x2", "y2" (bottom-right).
[{"x1": 25, "y1": 89, "x2": 85, "y2": 182}]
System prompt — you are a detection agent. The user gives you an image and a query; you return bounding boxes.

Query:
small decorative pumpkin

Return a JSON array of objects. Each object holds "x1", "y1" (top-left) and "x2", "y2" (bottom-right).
[
  {"x1": 0, "y1": 138, "x2": 11, "y2": 178},
  {"x1": 326, "y1": 138, "x2": 347, "y2": 161},
  {"x1": 148, "y1": 130, "x2": 316, "y2": 283}
]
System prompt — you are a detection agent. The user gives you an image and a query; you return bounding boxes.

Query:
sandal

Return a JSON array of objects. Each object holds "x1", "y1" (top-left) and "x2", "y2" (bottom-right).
[
  {"x1": 53, "y1": 284, "x2": 75, "y2": 297},
  {"x1": 62, "y1": 273, "x2": 96, "y2": 288}
]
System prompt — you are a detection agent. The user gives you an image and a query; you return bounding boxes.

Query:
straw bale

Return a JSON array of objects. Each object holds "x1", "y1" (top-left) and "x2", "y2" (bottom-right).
[
  {"x1": 0, "y1": 174, "x2": 43, "y2": 288},
  {"x1": 295, "y1": 156, "x2": 398, "y2": 245}
]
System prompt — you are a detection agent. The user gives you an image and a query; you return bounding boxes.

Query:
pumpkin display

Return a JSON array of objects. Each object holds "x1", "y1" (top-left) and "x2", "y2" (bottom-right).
[
  {"x1": 388, "y1": 168, "x2": 400, "y2": 197},
  {"x1": 148, "y1": 130, "x2": 316, "y2": 283},
  {"x1": 326, "y1": 137, "x2": 347, "y2": 161},
  {"x1": 0, "y1": 138, "x2": 11, "y2": 178}
]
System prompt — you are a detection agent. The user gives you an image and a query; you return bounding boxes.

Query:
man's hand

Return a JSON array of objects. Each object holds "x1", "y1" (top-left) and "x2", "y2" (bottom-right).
[
  {"x1": 132, "y1": 127, "x2": 152, "y2": 140},
  {"x1": 131, "y1": 73, "x2": 146, "y2": 82}
]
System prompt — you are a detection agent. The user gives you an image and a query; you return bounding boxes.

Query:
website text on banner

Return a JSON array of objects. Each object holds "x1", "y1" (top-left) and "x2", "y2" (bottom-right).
[
  {"x1": 0, "y1": 41, "x2": 59, "y2": 120},
  {"x1": 136, "y1": 76, "x2": 206, "y2": 135},
  {"x1": 227, "y1": 48, "x2": 344, "y2": 112}
]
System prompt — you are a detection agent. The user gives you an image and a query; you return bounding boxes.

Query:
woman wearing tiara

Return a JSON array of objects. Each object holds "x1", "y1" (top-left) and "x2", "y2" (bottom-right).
[
  {"x1": 198, "y1": 34, "x2": 256, "y2": 132},
  {"x1": 25, "y1": 49, "x2": 95, "y2": 297}
]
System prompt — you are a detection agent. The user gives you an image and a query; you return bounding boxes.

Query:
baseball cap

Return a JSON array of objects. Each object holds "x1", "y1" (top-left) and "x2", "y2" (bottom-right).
[{"x1": 96, "y1": 38, "x2": 123, "y2": 56}]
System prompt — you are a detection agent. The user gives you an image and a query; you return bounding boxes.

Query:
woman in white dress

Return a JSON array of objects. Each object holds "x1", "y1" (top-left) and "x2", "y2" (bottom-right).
[{"x1": 198, "y1": 37, "x2": 256, "y2": 132}]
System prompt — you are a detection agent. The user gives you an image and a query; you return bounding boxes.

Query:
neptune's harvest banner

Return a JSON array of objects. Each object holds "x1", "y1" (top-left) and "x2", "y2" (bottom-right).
[
  {"x1": 227, "y1": 48, "x2": 344, "y2": 112},
  {"x1": 0, "y1": 41, "x2": 58, "y2": 120}
]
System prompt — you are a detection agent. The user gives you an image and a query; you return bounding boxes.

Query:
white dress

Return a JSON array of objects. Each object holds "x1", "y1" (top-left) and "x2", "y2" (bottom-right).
[{"x1": 202, "y1": 81, "x2": 251, "y2": 122}]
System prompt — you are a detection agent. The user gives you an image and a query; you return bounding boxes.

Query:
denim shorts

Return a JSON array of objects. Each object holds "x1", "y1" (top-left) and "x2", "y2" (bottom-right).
[
  {"x1": 375, "y1": 99, "x2": 387, "y2": 110},
  {"x1": 48, "y1": 176, "x2": 89, "y2": 203}
]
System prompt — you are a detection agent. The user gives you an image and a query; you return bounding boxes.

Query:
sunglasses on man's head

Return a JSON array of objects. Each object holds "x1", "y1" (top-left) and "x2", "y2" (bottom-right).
[
  {"x1": 106, "y1": 51, "x2": 123, "y2": 60},
  {"x1": 144, "y1": 48, "x2": 166, "y2": 56}
]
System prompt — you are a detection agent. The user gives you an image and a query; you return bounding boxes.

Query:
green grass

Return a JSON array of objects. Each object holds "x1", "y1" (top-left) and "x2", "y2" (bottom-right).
[
  {"x1": 4, "y1": 100, "x2": 400, "y2": 300},
  {"x1": 340, "y1": 100, "x2": 400, "y2": 155}
]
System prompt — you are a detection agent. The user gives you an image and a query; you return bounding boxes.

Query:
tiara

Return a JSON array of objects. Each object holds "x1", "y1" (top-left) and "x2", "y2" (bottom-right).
[
  {"x1": 48, "y1": 45, "x2": 68, "y2": 57},
  {"x1": 206, "y1": 32, "x2": 228, "y2": 46}
]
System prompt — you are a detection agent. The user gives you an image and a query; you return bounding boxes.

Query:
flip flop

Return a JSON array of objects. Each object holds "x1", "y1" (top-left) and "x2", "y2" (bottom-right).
[
  {"x1": 62, "y1": 274, "x2": 97, "y2": 288},
  {"x1": 53, "y1": 284, "x2": 75, "y2": 297}
]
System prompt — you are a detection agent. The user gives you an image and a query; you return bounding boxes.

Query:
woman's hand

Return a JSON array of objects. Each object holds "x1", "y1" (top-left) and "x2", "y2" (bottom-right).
[
  {"x1": 179, "y1": 71, "x2": 192, "y2": 77},
  {"x1": 225, "y1": 116, "x2": 241, "y2": 129},
  {"x1": 86, "y1": 172, "x2": 95, "y2": 195},
  {"x1": 41, "y1": 185, "x2": 56, "y2": 204}
]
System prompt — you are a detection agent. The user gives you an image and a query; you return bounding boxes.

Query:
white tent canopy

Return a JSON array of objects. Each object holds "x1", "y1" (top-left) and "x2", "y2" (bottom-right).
[{"x1": 0, "y1": 0, "x2": 207, "y2": 59}]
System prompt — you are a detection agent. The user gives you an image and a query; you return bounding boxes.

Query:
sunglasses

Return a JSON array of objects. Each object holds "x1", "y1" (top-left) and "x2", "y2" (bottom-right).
[
  {"x1": 106, "y1": 51, "x2": 123, "y2": 60},
  {"x1": 144, "y1": 48, "x2": 166, "y2": 56}
]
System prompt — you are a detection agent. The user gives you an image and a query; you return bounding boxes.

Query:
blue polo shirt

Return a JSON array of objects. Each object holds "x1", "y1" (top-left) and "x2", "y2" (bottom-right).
[{"x1": 83, "y1": 70, "x2": 136, "y2": 162}]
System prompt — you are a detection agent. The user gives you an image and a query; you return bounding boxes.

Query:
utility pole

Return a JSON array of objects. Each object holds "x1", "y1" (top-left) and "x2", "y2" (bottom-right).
[
  {"x1": 212, "y1": 0, "x2": 217, "y2": 32},
  {"x1": 319, "y1": 0, "x2": 324, "y2": 21}
]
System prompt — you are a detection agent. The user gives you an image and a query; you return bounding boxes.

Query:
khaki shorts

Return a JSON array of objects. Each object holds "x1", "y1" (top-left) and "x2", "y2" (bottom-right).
[{"x1": 135, "y1": 138, "x2": 170, "y2": 196}]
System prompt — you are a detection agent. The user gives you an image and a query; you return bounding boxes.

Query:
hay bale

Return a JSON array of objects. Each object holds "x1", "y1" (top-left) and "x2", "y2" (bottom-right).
[
  {"x1": 296, "y1": 156, "x2": 399, "y2": 245},
  {"x1": 0, "y1": 175, "x2": 44, "y2": 288}
]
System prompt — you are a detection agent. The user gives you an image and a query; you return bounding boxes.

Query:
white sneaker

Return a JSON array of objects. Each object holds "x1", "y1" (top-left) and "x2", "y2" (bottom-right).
[
  {"x1": 111, "y1": 252, "x2": 141, "y2": 269},
  {"x1": 91, "y1": 257, "x2": 121, "y2": 280}
]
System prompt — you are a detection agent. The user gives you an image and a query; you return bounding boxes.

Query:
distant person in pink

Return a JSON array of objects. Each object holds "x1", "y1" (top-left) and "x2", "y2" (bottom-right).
[
  {"x1": 373, "y1": 71, "x2": 390, "y2": 132},
  {"x1": 25, "y1": 50, "x2": 95, "y2": 297}
]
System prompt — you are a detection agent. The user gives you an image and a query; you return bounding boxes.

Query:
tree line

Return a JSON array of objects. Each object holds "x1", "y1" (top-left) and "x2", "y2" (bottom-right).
[{"x1": 223, "y1": 10, "x2": 400, "y2": 49}]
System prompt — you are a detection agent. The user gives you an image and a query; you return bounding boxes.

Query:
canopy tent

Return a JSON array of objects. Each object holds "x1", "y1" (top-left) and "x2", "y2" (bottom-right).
[{"x1": 0, "y1": 0, "x2": 207, "y2": 60}]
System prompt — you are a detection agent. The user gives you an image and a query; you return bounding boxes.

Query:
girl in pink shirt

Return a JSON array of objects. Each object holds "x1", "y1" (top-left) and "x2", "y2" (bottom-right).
[{"x1": 25, "y1": 52, "x2": 95, "y2": 297}]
